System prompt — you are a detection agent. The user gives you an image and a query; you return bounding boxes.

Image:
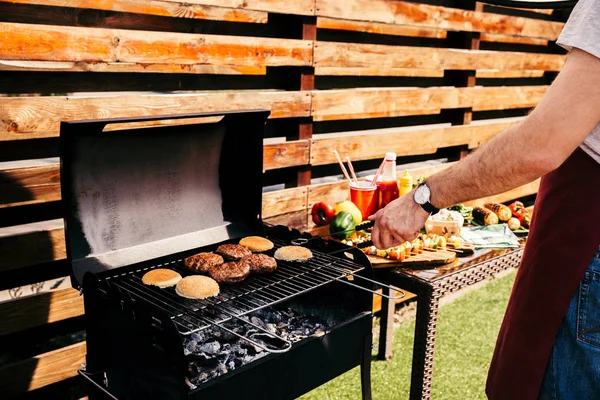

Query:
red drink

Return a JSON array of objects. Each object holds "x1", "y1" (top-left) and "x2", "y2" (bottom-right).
[
  {"x1": 350, "y1": 182, "x2": 379, "y2": 220},
  {"x1": 377, "y1": 180, "x2": 399, "y2": 209}
]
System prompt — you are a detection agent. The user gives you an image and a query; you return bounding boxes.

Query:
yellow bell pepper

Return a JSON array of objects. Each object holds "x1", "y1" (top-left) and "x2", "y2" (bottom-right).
[{"x1": 335, "y1": 200, "x2": 363, "y2": 224}]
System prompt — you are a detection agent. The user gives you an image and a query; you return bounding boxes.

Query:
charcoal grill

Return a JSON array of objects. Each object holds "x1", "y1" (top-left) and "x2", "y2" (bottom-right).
[{"x1": 59, "y1": 111, "x2": 403, "y2": 400}]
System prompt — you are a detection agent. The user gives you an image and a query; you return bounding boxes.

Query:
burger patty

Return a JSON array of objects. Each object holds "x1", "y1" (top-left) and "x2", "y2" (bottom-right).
[
  {"x1": 243, "y1": 254, "x2": 277, "y2": 274},
  {"x1": 184, "y1": 252, "x2": 224, "y2": 274},
  {"x1": 216, "y1": 244, "x2": 252, "y2": 261},
  {"x1": 209, "y1": 260, "x2": 251, "y2": 284}
]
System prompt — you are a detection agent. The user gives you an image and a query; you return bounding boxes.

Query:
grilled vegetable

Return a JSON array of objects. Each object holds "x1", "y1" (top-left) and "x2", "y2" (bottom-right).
[
  {"x1": 473, "y1": 207, "x2": 499, "y2": 226},
  {"x1": 508, "y1": 201, "x2": 526, "y2": 219},
  {"x1": 508, "y1": 218, "x2": 521, "y2": 231},
  {"x1": 484, "y1": 203, "x2": 512, "y2": 222},
  {"x1": 311, "y1": 201, "x2": 336, "y2": 226}
]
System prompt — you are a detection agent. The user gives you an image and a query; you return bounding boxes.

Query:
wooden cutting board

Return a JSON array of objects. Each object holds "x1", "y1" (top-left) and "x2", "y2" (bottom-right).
[{"x1": 368, "y1": 249, "x2": 456, "y2": 269}]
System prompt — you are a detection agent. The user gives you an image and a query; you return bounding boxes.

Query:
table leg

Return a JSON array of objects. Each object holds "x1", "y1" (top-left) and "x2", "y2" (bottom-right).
[
  {"x1": 360, "y1": 333, "x2": 373, "y2": 400},
  {"x1": 409, "y1": 289, "x2": 440, "y2": 400},
  {"x1": 377, "y1": 285, "x2": 395, "y2": 360}
]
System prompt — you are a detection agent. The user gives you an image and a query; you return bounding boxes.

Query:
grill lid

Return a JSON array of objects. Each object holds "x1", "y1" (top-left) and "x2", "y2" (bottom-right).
[{"x1": 60, "y1": 111, "x2": 269, "y2": 287}]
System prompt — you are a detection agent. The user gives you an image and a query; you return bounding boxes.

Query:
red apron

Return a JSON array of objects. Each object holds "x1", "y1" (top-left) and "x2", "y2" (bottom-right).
[{"x1": 486, "y1": 148, "x2": 600, "y2": 399}]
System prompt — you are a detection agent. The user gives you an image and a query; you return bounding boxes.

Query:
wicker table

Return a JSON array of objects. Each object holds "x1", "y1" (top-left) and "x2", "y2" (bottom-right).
[{"x1": 374, "y1": 247, "x2": 523, "y2": 400}]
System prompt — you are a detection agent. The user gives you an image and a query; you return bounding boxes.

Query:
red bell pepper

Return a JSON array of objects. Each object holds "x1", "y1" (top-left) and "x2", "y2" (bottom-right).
[
  {"x1": 311, "y1": 202, "x2": 336, "y2": 226},
  {"x1": 508, "y1": 201, "x2": 526, "y2": 220}
]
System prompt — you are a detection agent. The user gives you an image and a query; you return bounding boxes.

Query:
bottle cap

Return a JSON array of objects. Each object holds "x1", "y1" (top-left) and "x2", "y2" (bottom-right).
[{"x1": 385, "y1": 152, "x2": 397, "y2": 161}]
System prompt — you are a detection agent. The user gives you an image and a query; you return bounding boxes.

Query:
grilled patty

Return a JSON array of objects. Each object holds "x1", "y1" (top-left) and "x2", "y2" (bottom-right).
[
  {"x1": 243, "y1": 254, "x2": 277, "y2": 274},
  {"x1": 184, "y1": 252, "x2": 224, "y2": 274},
  {"x1": 209, "y1": 260, "x2": 251, "y2": 284},
  {"x1": 216, "y1": 244, "x2": 252, "y2": 261}
]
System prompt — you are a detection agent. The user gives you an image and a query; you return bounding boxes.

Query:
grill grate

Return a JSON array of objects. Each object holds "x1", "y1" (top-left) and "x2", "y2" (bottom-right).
[{"x1": 104, "y1": 239, "x2": 365, "y2": 339}]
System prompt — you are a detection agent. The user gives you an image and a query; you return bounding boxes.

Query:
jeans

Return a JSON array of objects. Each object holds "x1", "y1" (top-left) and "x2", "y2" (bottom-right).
[{"x1": 538, "y1": 248, "x2": 600, "y2": 400}]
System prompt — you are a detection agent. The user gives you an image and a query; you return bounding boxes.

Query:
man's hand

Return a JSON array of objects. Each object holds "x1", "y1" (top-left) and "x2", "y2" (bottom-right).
[{"x1": 369, "y1": 193, "x2": 430, "y2": 249}]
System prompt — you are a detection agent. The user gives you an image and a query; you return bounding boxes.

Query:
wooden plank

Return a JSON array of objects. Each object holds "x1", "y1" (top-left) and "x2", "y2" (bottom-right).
[
  {"x1": 0, "y1": 226, "x2": 66, "y2": 271},
  {"x1": 0, "y1": 342, "x2": 86, "y2": 394},
  {"x1": 464, "y1": 179, "x2": 541, "y2": 207},
  {"x1": 160, "y1": 0, "x2": 315, "y2": 16},
  {"x1": 311, "y1": 87, "x2": 466, "y2": 121},
  {"x1": 263, "y1": 140, "x2": 310, "y2": 170},
  {"x1": 0, "y1": 165, "x2": 61, "y2": 207},
  {"x1": 0, "y1": 288, "x2": 83, "y2": 337},
  {"x1": 315, "y1": 0, "x2": 564, "y2": 40},
  {"x1": 314, "y1": 41, "x2": 565, "y2": 71},
  {"x1": 0, "y1": 22, "x2": 313, "y2": 67},
  {"x1": 317, "y1": 16, "x2": 446, "y2": 38},
  {"x1": 264, "y1": 210, "x2": 308, "y2": 231},
  {"x1": 262, "y1": 187, "x2": 307, "y2": 219},
  {"x1": 0, "y1": 60, "x2": 267, "y2": 75},
  {"x1": 475, "y1": 69, "x2": 545, "y2": 78},
  {"x1": 471, "y1": 85, "x2": 548, "y2": 111},
  {"x1": 480, "y1": 32, "x2": 548, "y2": 46},
  {"x1": 2, "y1": 0, "x2": 269, "y2": 24},
  {"x1": 1, "y1": 91, "x2": 311, "y2": 140},
  {"x1": 310, "y1": 119, "x2": 521, "y2": 165},
  {"x1": 315, "y1": 67, "x2": 444, "y2": 78}
]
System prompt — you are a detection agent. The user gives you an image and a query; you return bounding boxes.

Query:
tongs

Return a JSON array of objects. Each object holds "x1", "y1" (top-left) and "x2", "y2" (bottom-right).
[{"x1": 290, "y1": 220, "x2": 375, "y2": 246}]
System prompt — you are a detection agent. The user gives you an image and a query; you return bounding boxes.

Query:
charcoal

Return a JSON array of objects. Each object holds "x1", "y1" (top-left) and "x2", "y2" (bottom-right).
[
  {"x1": 227, "y1": 360, "x2": 235, "y2": 370},
  {"x1": 198, "y1": 341, "x2": 221, "y2": 355},
  {"x1": 250, "y1": 316, "x2": 266, "y2": 329},
  {"x1": 266, "y1": 323, "x2": 277, "y2": 333},
  {"x1": 191, "y1": 332, "x2": 206, "y2": 343}
]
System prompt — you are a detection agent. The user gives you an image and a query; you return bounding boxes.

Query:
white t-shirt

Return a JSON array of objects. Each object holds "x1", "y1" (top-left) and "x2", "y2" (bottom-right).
[{"x1": 556, "y1": 0, "x2": 600, "y2": 163}]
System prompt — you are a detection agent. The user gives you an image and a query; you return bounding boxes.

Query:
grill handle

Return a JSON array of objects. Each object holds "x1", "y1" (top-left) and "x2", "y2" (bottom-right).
[
  {"x1": 210, "y1": 319, "x2": 293, "y2": 354},
  {"x1": 78, "y1": 368, "x2": 119, "y2": 400}
]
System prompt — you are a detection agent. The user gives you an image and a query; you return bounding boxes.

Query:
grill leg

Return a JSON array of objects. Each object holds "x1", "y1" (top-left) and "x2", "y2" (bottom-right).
[
  {"x1": 409, "y1": 289, "x2": 440, "y2": 400},
  {"x1": 360, "y1": 333, "x2": 373, "y2": 400},
  {"x1": 377, "y1": 285, "x2": 395, "y2": 360}
]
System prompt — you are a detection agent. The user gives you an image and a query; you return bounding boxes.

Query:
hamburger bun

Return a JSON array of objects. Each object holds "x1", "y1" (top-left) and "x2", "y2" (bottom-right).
[
  {"x1": 142, "y1": 269, "x2": 182, "y2": 288},
  {"x1": 239, "y1": 236, "x2": 274, "y2": 252},
  {"x1": 175, "y1": 276, "x2": 220, "y2": 299},
  {"x1": 274, "y1": 246, "x2": 313, "y2": 262}
]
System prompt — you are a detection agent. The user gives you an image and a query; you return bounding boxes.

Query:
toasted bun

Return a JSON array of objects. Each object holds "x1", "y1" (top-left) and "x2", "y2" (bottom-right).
[
  {"x1": 239, "y1": 236, "x2": 274, "y2": 252},
  {"x1": 175, "y1": 276, "x2": 220, "y2": 299},
  {"x1": 274, "y1": 246, "x2": 313, "y2": 262},
  {"x1": 142, "y1": 269, "x2": 182, "y2": 288}
]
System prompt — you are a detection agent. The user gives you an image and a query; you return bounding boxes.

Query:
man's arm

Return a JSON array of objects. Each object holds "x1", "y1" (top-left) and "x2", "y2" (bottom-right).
[{"x1": 371, "y1": 49, "x2": 600, "y2": 249}]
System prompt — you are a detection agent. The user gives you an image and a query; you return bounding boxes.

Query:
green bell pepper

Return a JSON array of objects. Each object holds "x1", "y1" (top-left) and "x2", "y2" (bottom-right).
[{"x1": 330, "y1": 211, "x2": 357, "y2": 239}]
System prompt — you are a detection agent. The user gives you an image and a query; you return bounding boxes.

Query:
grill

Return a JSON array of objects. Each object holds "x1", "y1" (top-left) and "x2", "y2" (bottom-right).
[{"x1": 60, "y1": 111, "x2": 402, "y2": 400}]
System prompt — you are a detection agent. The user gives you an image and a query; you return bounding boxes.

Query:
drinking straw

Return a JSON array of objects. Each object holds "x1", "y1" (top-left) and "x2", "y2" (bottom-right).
[
  {"x1": 333, "y1": 150, "x2": 353, "y2": 184},
  {"x1": 346, "y1": 156, "x2": 359, "y2": 183},
  {"x1": 371, "y1": 158, "x2": 386, "y2": 188}
]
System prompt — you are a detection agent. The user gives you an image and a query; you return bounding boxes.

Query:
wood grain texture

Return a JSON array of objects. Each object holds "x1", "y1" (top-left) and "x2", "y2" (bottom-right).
[
  {"x1": 464, "y1": 179, "x2": 541, "y2": 207},
  {"x1": 0, "y1": 60, "x2": 266, "y2": 75},
  {"x1": 0, "y1": 288, "x2": 83, "y2": 337},
  {"x1": 1, "y1": 91, "x2": 311, "y2": 140},
  {"x1": 263, "y1": 140, "x2": 310, "y2": 171},
  {"x1": 315, "y1": 0, "x2": 564, "y2": 40},
  {"x1": 1, "y1": 0, "x2": 269, "y2": 23},
  {"x1": 264, "y1": 210, "x2": 308, "y2": 231},
  {"x1": 471, "y1": 85, "x2": 548, "y2": 111},
  {"x1": 475, "y1": 69, "x2": 544, "y2": 78},
  {"x1": 0, "y1": 165, "x2": 61, "y2": 207},
  {"x1": 0, "y1": 22, "x2": 313, "y2": 67},
  {"x1": 0, "y1": 342, "x2": 86, "y2": 394},
  {"x1": 317, "y1": 16, "x2": 446, "y2": 38},
  {"x1": 315, "y1": 67, "x2": 444, "y2": 77},
  {"x1": 310, "y1": 119, "x2": 521, "y2": 165},
  {"x1": 0, "y1": 227, "x2": 66, "y2": 271},
  {"x1": 262, "y1": 187, "x2": 307, "y2": 219},
  {"x1": 314, "y1": 41, "x2": 565, "y2": 71},
  {"x1": 159, "y1": 0, "x2": 315, "y2": 15},
  {"x1": 480, "y1": 32, "x2": 548, "y2": 46}
]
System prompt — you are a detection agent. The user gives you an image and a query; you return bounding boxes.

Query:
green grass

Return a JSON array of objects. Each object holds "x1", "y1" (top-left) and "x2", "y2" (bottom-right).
[{"x1": 300, "y1": 270, "x2": 517, "y2": 400}]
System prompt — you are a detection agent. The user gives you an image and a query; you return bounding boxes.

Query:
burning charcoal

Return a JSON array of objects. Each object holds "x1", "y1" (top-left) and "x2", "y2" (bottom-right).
[
  {"x1": 250, "y1": 316, "x2": 267, "y2": 329},
  {"x1": 276, "y1": 322, "x2": 288, "y2": 330},
  {"x1": 227, "y1": 360, "x2": 235, "y2": 370},
  {"x1": 231, "y1": 345, "x2": 247, "y2": 356},
  {"x1": 191, "y1": 332, "x2": 206, "y2": 343},
  {"x1": 198, "y1": 341, "x2": 221, "y2": 355},
  {"x1": 185, "y1": 341, "x2": 198, "y2": 355},
  {"x1": 217, "y1": 363, "x2": 228, "y2": 374},
  {"x1": 197, "y1": 372, "x2": 209, "y2": 383},
  {"x1": 266, "y1": 323, "x2": 277, "y2": 333},
  {"x1": 243, "y1": 354, "x2": 256, "y2": 364}
]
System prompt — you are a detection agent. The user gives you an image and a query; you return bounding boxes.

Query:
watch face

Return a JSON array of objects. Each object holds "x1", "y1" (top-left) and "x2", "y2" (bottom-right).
[{"x1": 414, "y1": 184, "x2": 430, "y2": 205}]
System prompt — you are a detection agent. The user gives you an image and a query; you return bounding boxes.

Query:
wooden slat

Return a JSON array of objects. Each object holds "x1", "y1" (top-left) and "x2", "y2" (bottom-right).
[
  {"x1": 480, "y1": 32, "x2": 548, "y2": 46},
  {"x1": 1, "y1": 91, "x2": 311, "y2": 140},
  {"x1": 263, "y1": 140, "x2": 310, "y2": 171},
  {"x1": 0, "y1": 60, "x2": 267, "y2": 75},
  {"x1": 310, "y1": 119, "x2": 521, "y2": 165},
  {"x1": 315, "y1": 0, "x2": 564, "y2": 40},
  {"x1": 471, "y1": 85, "x2": 548, "y2": 111},
  {"x1": 311, "y1": 87, "x2": 465, "y2": 121},
  {"x1": 0, "y1": 288, "x2": 83, "y2": 337},
  {"x1": 0, "y1": 165, "x2": 60, "y2": 207},
  {"x1": 314, "y1": 41, "x2": 565, "y2": 71},
  {"x1": 2, "y1": 0, "x2": 268, "y2": 23},
  {"x1": 317, "y1": 16, "x2": 446, "y2": 38},
  {"x1": 0, "y1": 226, "x2": 65, "y2": 271},
  {"x1": 464, "y1": 179, "x2": 541, "y2": 207},
  {"x1": 0, "y1": 22, "x2": 313, "y2": 67},
  {"x1": 264, "y1": 210, "x2": 308, "y2": 231},
  {"x1": 0, "y1": 342, "x2": 86, "y2": 394},
  {"x1": 161, "y1": 0, "x2": 315, "y2": 16},
  {"x1": 315, "y1": 67, "x2": 444, "y2": 78},
  {"x1": 262, "y1": 187, "x2": 307, "y2": 219},
  {"x1": 475, "y1": 69, "x2": 545, "y2": 78}
]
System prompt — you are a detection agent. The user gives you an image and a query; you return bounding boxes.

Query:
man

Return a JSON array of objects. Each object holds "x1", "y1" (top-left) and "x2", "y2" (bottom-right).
[{"x1": 370, "y1": 1, "x2": 600, "y2": 398}]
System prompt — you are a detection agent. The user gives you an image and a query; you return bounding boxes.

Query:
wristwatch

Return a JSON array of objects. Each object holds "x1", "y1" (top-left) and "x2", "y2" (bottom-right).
[{"x1": 414, "y1": 182, "x2": 439, "y2": 214}]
